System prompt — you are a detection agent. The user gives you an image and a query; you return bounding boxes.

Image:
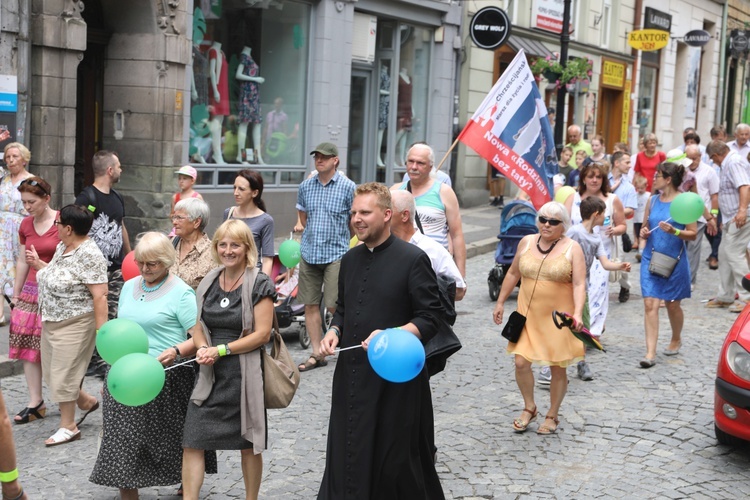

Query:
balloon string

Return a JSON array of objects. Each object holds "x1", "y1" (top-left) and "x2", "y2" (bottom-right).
[
  {"x1": 334, "y1": 345, "x2": 363, "y2": 352},
  {"x1": 165, "y1": 358, "x2": 195, "y2": 371}
]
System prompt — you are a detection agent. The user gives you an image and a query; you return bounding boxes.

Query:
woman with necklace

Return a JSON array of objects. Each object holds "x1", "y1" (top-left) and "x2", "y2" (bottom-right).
[
  {"x1": 9, "y1": 177, "x2": 60, "y2": 424},
  {"x1": 0, "y1": 143, "x2": 34, "y2": 325},
  {"x1": 36, "y1": 205, "x2": 108, "y2": 446},
  {"x1": 182, "y1": 219, "x2": 276, "y2": 500},
  {"x1": 224, "y1": 169, "x2": 274, "y2": 277},
  {"x1": 90, "y1": 232, "x2": 217, "y2": 498},
  {"x1": 493, "y1": 202, "x2": 586, "y2": 435},
  {"x1": 638, "y1": 163, "x2": 696, "y2": 368},
  {"x1": 562, "y1": 162, "x2": 627, "y2": 381},
  {"x1": 171, "y1": 198, "x2": 216, "y2": 290}
]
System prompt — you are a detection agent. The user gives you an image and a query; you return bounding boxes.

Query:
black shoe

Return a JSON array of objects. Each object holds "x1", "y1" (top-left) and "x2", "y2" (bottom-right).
[
  {"x1": 489, "y1": 197, "x2": 499, "y2": 206},
  {"x1": 497, "y1": 196, "x2": 505, "y2": 208},
  {"x1": 618, "y1": 287, "x2": 630, "y2": 303}
]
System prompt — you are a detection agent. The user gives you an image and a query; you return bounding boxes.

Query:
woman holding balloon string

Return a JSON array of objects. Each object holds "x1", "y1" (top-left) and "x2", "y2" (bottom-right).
[
  {"x1": 223, "y1": 169, "x2": 275, "y2": 277},
  {"x1": 182, "y1": 219, "x2": 276, "y2": 500},
  {"x1": 638, "y1": 162, "x2": 697, "y2": 368},
  {"x1": 35, "y1": 204, "x2": 108, "y2": 446},
  {"x1": 90, "y1": 232, "x2": 217, "y2": 498}
]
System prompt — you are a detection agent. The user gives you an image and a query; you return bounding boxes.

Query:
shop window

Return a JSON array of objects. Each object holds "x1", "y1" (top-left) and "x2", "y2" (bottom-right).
[
  {"x1": 637, "y1": 64, "x2": 658, "y2": 138},
  {"x1": 189, "y1": 1, "x2": 310, "y2": 173}
]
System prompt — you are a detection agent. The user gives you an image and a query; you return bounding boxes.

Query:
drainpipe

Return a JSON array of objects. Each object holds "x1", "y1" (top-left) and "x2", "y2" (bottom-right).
[
  {"x1": 715, "y1": 0, "x2": 729, "y2": 125},
  {"x1": 16, "y1": 0, "x2": 31, "y2": 145}
]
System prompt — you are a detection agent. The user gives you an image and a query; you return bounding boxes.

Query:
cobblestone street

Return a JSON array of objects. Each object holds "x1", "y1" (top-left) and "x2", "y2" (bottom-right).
[{"x1": 2, "y1": 247, "x2": 750, "y2": 498}]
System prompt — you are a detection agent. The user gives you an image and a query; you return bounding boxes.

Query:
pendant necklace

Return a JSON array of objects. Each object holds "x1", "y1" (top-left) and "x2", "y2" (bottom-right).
[
  {"x1": 220, "y1": 269, "x2": 245, "y2": 308},
  {"x1": 536, "y1": 236, "x2": 561, "y2": 255}
]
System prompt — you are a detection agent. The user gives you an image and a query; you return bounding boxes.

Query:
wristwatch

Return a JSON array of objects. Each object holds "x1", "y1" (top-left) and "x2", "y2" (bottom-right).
[{"x1": 225, "y1": 345, "x2": 232, "y2": 355}]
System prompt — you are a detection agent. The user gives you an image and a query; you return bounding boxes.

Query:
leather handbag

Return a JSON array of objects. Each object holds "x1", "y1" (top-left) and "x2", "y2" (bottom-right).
[
  {"x1": 425, "y1": 275, "x2": 462, "y2": 377},
  {"x1": 622, "y1": 232, "x2": 633, "y2": 253},
  {"x1": 649, "y1": 245, "x2": 684, "y2": 279},
  {"x1": 261, "y1": 314, "x2": 300, "y2": 409},
  {"x1": 501, "y1": 311, "x2": 526, "y2": 343}
]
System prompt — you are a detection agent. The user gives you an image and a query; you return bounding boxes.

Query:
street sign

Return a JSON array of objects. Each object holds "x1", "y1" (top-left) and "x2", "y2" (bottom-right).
[
  {"x1": 628, "y1": 29, "x2": 670, "y2": 51},
  {"x1": 469, "y1": 6, "x2": 511, "y2": 50},
  {"x1": 684, "y1": 30, "x2": 711, "y2": 47}
]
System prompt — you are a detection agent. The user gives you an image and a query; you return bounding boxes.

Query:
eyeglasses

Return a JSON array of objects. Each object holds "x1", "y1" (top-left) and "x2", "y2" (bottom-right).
[
  {"x1": 135, "y1": 261, "x2": 162, "y2": 269},
  {"x1": 19, "y1": 179, "x2": 48, "y2": 196},
  {"x1": 538, "y1": 216, "x2": 563, "y2": 226},
  {"x1": 53, "y1": 220, "x2": 64, "y2": 226},
  {"x1": 170, "y1": 215, "x2": 189, "y2": 221},
  {"x1": 654, "y1": 173, "x2": 664, "y2": 179}
]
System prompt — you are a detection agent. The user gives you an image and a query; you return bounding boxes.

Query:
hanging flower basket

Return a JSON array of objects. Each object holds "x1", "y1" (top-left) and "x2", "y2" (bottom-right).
[{"x1": 531, "y1": 56, "x2": 594, "y2": 90}]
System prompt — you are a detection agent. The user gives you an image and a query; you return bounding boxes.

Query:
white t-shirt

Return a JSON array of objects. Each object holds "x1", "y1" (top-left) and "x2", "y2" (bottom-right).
[
  {"x1": 634, "y1": 192, "x2": 650, "y2": 224},
  {"x1": 691, "y1": 162, "x2": 720, "y2": 223},
  {"x1": 410, "y1": 231, "x2": 465, "y2": 289}
]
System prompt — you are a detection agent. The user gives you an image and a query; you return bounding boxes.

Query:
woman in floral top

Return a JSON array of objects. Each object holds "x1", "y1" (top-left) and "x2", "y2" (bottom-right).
[
  {"x1": 36, "y1": 204, "x2": 108, "y2": 447},
  {"x1": 170, "y1": 198, "x2": 216, "y2": 290}
]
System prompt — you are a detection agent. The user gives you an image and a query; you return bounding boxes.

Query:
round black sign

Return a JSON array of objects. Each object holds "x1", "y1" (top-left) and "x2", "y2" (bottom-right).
[
  {"x1": 470, "y1": 7, "x2": 512, "y2": 50},
  {"x1": 684, "y1": 29, "x2": 711, "y2": 47},
  {"x1": 733, "y1": 32, "x2": 749, "y2": 52}
]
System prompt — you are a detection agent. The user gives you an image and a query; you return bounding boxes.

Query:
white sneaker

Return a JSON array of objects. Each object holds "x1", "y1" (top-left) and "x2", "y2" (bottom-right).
[{"x1": 537, "y1": 365, "x2": 551, "y2": 385}]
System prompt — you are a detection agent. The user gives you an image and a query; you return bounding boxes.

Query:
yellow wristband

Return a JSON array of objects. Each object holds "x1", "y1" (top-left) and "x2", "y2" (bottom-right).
[
  {"x1": 711, "y1": 209, "x2": 719, "y2": 215},
  {"x1": 0, "y1": 468, "x2": 19, "y2": 483},
  {"x1": 217, "y1": 344, "x2": 227, "y2": 357},
  {"x1": 674, "y1": 229, "x2": 681, "y2": 236}
]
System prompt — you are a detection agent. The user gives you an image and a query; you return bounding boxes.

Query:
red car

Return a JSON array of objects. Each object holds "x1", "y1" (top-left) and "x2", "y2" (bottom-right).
[{"x1": 714, "y1": 278, "x2": 750, "y2": 446}]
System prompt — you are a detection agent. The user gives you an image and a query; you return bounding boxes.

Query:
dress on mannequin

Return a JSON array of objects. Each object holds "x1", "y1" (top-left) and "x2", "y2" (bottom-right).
[
  {"x1": 208, "y1": 42, "x2": 229, "y2": 164},
  {"x1": 395, "y1": 69, "x2": 413, "y2": 166},
  {"x1": 377, "y1": 65, "x2": 390, "y2": 167},
  {"x1": 235, "y1": 47, "x2": 265, "y2": 164}
]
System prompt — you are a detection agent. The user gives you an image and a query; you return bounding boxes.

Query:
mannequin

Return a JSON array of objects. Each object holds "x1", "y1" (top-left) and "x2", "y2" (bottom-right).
[
  {"x1": 377, "y1": 64, "x2": 390, "y2": 167},
  {"x1": 208, "y1": 41, "x2": 230, "y2": 163},
  {"x1": 395, "y1": 68, "x2": 413, "y2": 166},
  {"x1": 235, "y1": 46, "x2": 265, "y2": 164}
]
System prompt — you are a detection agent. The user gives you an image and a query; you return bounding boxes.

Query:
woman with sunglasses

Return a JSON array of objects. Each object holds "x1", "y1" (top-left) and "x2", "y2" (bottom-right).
[
  {"x1": 8, "y1": 177, "x2": 60, "y2": 424},
  {"x1": 223, "y1": 169, "x2": 274, "y2": 276},
  {"x1": 638, "y1": 163, "x2": 696, "y2": 367},
  {"x1": 35, "y1": 205, "x2": 108, "y2": 446},
  {"x1": 0, "y1": 143, "x2": 34, "y2": 325},
  {"x1": 562, "y1": 161, "x2": 627, "y2": 380},
  {"x1": 493, "y1": 202, "x2": 586, "y2": 435}
]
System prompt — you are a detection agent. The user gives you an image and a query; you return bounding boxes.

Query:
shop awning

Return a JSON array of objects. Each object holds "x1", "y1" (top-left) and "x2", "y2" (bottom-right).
[{"x1": 507, "y1": 35, "x2": 554, "y2": 59}]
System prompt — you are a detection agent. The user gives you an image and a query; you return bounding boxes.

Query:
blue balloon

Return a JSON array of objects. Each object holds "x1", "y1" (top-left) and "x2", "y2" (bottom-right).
[{"x1": 367, "y1": 328, "x2": 425, "y2": 383}]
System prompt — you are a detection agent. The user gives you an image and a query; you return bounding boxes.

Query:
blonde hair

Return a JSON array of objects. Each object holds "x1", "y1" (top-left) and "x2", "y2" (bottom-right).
[
  {"x1": 134, "y1": 232, "x2": 177, "y2": 269},
  {"x1": 3, "y1": 142, "x2": 31, "y2": 164},
  {"x1": 211, "y1": 219, "x2": 258, "y2": 268}
]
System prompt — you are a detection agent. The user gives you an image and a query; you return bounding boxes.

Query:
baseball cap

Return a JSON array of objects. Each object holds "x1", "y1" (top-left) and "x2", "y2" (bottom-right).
[
  {"x1": 665, "y1": 149, "x2": 692, "y2": 169},
  {"x1": 175, "y1": 165, "x2": 198, "y2": 180},
  {"x1": 309, "y1": 142, "x2": 339, "y2": 157}
]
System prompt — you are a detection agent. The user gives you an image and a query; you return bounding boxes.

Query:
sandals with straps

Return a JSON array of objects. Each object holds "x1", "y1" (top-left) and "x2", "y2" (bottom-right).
[
  {"x1": 512, "y1": 407, "x2": 538, "y2": 433},
  {"x1": 537, "y1": 415, "x2": 560, "y2": 435}
]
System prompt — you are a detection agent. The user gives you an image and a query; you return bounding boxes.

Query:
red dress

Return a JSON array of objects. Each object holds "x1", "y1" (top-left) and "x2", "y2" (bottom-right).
[
  {"x1": 9, "y1": 214, "x2": 61, "y2": 362},
  {"x1": 208, "y1": 48, "x2": 230, "y2": 116},
  {"x1": 634, "y1": 151, "x2": 666, "y2": 191}
]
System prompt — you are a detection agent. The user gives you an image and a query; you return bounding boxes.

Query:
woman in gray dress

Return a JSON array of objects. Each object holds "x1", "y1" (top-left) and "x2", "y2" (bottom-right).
[{"x1": 182, "y1": 219, "x2": 275, "y2": 500}]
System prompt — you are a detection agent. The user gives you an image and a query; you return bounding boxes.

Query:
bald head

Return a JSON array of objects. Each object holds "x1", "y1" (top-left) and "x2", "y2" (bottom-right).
[
  {"x1": 567, "y1": 125, "x2": 582, "y2": 145},
  {"x1": 685, "y1": 144, "x2": 701, "y2": 170}
]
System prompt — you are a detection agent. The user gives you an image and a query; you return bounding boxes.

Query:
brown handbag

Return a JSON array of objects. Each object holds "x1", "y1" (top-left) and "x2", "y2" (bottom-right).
[{"x1": 261, "y1": 314, "x2": 300, "y2": 409}]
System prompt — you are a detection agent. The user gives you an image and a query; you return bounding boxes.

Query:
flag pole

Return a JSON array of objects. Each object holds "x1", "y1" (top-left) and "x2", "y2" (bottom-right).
[{"x1": 435, "y1": 136, "x2": 461, "y2": 173}]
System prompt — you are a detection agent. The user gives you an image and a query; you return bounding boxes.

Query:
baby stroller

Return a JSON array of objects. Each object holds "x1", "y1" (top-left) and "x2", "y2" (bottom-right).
[
  {"x1": 487, "y1": 200, "x2": 539, "y2": 300},
  {"x1": 272, "y1": 256, "x2": 332, "y2": 348}
]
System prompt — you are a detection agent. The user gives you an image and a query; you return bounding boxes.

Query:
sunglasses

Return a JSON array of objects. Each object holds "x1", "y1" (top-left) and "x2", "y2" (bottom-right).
[
  {"x1": 538, "y1": 216, "x2": 563, "y2": 226},
  {"x1": 19, "y1": 179, "x2": 48, "y2": 196}
]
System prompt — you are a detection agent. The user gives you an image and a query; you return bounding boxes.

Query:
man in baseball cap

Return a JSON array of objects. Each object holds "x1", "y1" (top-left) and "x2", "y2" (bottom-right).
[{"x1": 309, "y1": 142, "x2": 339, "y2": 157}]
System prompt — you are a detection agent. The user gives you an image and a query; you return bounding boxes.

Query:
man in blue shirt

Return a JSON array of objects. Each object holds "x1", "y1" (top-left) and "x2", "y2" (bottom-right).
[
  {"x1": 609, "y1": 151, "x2": 637, "y2": 302},
  {"x1": 294, "y1": 142, "x2": 355, "y2": 371}
]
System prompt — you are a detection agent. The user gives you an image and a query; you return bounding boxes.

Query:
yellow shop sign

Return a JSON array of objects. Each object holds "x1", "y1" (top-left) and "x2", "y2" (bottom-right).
[{"x1": 628, "y1": 29, "x2": 669, "y2": 51}]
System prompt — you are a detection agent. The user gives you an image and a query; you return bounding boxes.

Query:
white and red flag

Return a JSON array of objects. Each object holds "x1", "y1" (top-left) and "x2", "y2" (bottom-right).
[{"x1": 458, "y1": 49, "x2": 558, "y2": 209}]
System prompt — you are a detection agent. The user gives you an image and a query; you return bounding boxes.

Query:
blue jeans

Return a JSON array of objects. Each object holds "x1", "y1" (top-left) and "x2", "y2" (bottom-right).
[{"x1": 706, "y1": 213, "x2": 722, "y2": 259}]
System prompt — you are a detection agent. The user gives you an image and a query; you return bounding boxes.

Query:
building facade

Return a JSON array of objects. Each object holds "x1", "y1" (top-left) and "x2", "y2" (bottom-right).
[{"x1": 0, "y1": 0, "x2": 460, "y2": 235}]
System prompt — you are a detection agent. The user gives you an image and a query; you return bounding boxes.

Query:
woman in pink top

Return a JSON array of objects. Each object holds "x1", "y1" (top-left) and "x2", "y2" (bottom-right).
[
  {"x1": 10, "y1": 176, "x2": 60, "y2": 424},
  {"x1": 633, "y1": 133, "x2": 666, "y2": 192}
]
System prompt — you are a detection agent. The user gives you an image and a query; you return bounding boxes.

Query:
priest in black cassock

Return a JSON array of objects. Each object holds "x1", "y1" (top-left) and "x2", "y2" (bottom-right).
[{"x1": 318, "y1": 182, "x2": 445, "y2": 499}]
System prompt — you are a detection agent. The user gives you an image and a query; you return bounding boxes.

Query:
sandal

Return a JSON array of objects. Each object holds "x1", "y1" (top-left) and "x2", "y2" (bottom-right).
[
  {"x1": 2, "y1": 486, "x2": 26, "y2": 500},
  {"x1": 512, "y1": 406, "x2": 537, "y2": 433},
  {"x1": 537, "y1": 415, "x2": 560, "y2": 435},
  {"x1": 298, "y1": 355, "x2": 328, "y2": 372},
  {"x1": 13, "y1": 401, "x2": 46, "y2": 425},
  {"x1": 45, "y1": 427, "x2": 81, "y2": 447}
]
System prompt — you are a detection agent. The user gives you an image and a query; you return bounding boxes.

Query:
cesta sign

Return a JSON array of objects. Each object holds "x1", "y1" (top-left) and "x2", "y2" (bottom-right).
[{"x1": 628, "y1": 29, "x2": 669, "y2": 51}]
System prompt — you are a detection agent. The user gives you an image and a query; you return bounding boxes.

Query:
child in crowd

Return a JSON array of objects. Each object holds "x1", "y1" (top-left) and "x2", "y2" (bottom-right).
[
  {"x1": 538, "y1": 196, "x2": 631, "y2": 385},
  {"x1": 558, "y1": 146, "x2": 574, "y2": 185},
  {"x1": 170, "y1": 165, "x2": 203, "y2": 215},
  {"x1": 568, "y1": 150, "x2": 588, "y2": 187},
  {"x1": 632, "y1": 175, "x2": 650, "y2": 262}
]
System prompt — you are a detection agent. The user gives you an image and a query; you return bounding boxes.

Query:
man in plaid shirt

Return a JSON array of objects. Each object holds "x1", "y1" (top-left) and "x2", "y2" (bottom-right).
[{"x1": 294, "y1": 142, "x2": 355, "y2": 371}]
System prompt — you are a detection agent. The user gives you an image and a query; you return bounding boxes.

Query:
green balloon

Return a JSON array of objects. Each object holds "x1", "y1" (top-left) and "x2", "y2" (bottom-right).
[
  {"x1": 107, "y1": 353, "x2": 166, "y2": 407},
  {"x1": 670, "y1": 192, "x2": 704, "y2": 224},
  {"x1": 279, "y1": 239, "x2": 301, "y2": 268},
  {"x1": 96, "y1": 318, "x2": 149, "y2": 365}
]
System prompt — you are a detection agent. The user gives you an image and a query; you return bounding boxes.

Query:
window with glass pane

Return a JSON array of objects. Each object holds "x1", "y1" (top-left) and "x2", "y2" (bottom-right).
[
  {"x1": 637, "y1": 66, "x2": 657, "y2": 138},
  {"x1": 395, "y1": 24, "x2": 431, "y2": 168},
  {"x1": 189, "y1": 1, "x2": 310, "y2": 168}
]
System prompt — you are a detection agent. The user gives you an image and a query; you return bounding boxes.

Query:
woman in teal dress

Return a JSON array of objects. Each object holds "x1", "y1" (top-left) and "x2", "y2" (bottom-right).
[{"x1": 639, "y1": 162, "x2": 697, "y2": 368}]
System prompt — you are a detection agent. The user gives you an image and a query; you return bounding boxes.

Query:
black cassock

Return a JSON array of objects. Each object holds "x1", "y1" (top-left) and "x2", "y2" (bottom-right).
[{"x1": 318, "y1": 235, "x2": 445, "y2": 500}]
